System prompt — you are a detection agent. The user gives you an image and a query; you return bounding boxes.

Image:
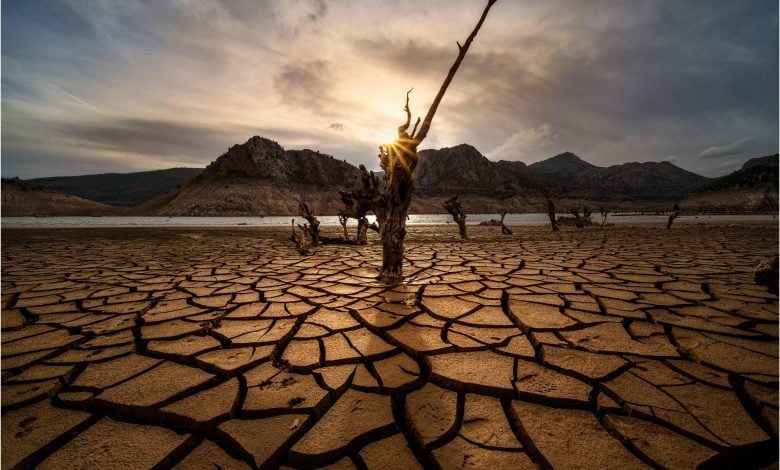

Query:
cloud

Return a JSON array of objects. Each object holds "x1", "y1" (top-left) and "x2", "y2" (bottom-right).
[
  {"x1": 57, "y1": 118, "x2": 250, "y2": 158},
  {"x1": 487, "y1": 124, "x2": 560, "y2": 162},
  {"x1": 698, "y1": 138, "x2": 755, "y2": 159},
  {"x1": 271, "y1": 0, "x2": 328, "y2": 37},
  {"x1": 273, "y1": 60, "x2": 333, "y2": 112},
  {"x1": 1, "y1": 0, "x2": 777, "y2": 179}
]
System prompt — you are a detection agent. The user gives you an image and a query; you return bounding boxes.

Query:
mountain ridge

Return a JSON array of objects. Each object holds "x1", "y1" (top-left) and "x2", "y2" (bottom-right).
[{"x1": 4, "y1": 135, "x2": 776, "y2": 215}]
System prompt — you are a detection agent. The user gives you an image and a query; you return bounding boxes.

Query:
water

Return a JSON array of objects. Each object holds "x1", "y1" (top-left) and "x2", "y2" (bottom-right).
[{"x1": 1, "y1": 214, "x2": 774, "y2": 228}]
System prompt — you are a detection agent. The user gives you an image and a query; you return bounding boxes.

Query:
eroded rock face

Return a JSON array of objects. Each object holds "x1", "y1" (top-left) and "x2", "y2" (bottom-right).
[
  {"x1": 201, "y1": 136, "x2": 361, "y2": 187},
  {"x1": 1, "y1": 224, "x2": 778, "y2": 468}
]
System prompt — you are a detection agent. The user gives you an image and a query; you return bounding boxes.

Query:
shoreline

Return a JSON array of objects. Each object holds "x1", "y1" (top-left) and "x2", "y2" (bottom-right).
[{"x1": 1, "y1": 213, "x2": 777, "y2": 230}]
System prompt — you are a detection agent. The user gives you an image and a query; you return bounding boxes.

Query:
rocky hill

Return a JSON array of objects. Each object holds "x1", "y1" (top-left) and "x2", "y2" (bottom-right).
[
  {"x1": 414, "y1": 145, "x2": 548, "y2": 194},
  {"x1": 153, "y1": 136, "x2": 362, "y2": 216},
  {"x1": 5, "y1": 133, "x2": 777, "y2": 216},
  {"x1": 1, "y1": 178, "x2": 116, "y2": 216},
  {"x1": 525, "y1": 153, "x2": 706, "y2": 197},
  {"x1": 527, "y1": 152, "x2": 600, "y2": 183},
  {"x1": 696, "y1": 154, "x2": 778, "y2": 193},
  {"x1": 577, "y1": 161, "x2": 706, "y2": 196},
  {"x1": 415, "y1": 146, "x2": 706, "y2": 199},
  {"x1": 28, "y1": 168, "x2": 202, "y2": 206},
  {"x1": 200, "y1": 136, "x2": 361, "y2": 186}
]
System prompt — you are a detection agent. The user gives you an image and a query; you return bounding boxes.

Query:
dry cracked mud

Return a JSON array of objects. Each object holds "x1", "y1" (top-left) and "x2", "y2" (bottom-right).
[{"x1": 1, "y1": 224, "x2": 778, "y2": 469}]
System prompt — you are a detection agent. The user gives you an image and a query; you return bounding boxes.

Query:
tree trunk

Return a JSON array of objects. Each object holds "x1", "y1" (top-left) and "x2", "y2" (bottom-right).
[
  {"x1": 500, "y1": 210, "x2": 512, "y2": 235},
  {"x1": 666, "y1": 202, "x2": 679, "y2": 230},
  {"x1": 298, "y1": 202, "x2": 320, "y2": 246},
  {"x1": 444, "y1": 195, "x2": 467, "y2": 239},
  {"x1": 356, "y1": 217, "x2": 369, "y2": 245},
  {"x1": 338, "y1": 215, "x2": 349, "y2": 241},
  {"x1": 376, "y1": 0, "x2": 497, "y2": 283},
  {"x1": 290, "y1": 219, "x2": 309, "y2": 255},
  {"x1": 546, "y1": 195, "x2": 559, "y2": 231},
  {"x1": 378, "y1": 144, "x2": 416, "y2": 283}
]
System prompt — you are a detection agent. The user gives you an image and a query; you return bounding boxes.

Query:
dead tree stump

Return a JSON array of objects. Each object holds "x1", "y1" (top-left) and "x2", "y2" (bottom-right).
[
  {"x1": 338, "y1": 214, "x2": 349, "y2": 241},
  {"x1": 546, "y1": 193, "x2": 559, "y2": 232},
  {"x1": 444, "y1": 196, "x2": 468, "y2": 239},
  {"x1": 666, "y1": 202, "x2": 679, "y2": 230},
  {"x1": 298, "y1": 202, "x2": 320, "y2": 246},
  {"x1": 290, "y1": 219, "x2": 309, "y2": 255},
  {"x1": 339, "y1": 165, "x2": 383, "y2": 245},
  {"x1": 571, "y1": 206, "x2": 591, "y2": 229}
]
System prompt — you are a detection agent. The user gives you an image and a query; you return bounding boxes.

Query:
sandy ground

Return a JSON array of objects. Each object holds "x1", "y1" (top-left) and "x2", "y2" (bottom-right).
[{"x1": 1, "y1": 223, "x2": 778, "y2": 469}]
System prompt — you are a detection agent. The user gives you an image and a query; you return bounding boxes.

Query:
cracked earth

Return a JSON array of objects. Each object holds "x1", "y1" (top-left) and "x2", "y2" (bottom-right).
[{"x1": 1, "y1": 224, "x2": 778, "y2": 469}]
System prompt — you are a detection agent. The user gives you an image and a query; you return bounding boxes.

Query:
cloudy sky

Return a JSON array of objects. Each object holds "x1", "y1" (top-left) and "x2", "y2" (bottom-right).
[{"x1": 2, "y1": 0, "x2": 777, "y2": 178}]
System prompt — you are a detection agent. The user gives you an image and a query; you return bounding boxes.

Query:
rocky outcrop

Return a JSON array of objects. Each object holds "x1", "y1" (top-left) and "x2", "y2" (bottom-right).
[
  {"x1": 415, "y1": 144, "x2": 545, "y2": 194},
  {"x1": 201, "y1": 136, "x2": 361, "y2": 187},
  {"x1": 416, "y1": 144, "x2": 507, "y2": 192}
]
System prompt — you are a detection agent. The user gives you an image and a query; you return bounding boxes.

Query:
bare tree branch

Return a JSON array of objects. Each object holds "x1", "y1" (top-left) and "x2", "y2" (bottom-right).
[
  {"x1": 397, "y1": 88, "x2": 413, "y2": 135},
  {"x1": 413, "y1": 0, "x2": 498, "y2": 143}
]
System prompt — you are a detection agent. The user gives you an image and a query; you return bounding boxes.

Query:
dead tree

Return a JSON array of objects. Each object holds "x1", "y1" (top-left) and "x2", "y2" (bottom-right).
[
  {"x1": 666, "y1": 202, "x2": 679, "y2": 230},
  {"x1": 376, "y1": 0, "x2": 498, "y2": 283},
  {"x1": 290, "y1": 219, "x2": 309, "y2": 255},
  {"x1": 546, "y1": 193, "x2": 559, "y2": 231},
  {"x1": 338, "y1": 214, "x2": 349, "y2": 241},
  {"x1": 599, "y1": 206, "x2": 608, "y2": 229},
  {"x1": 298, "y1": 202, "x2": 320, "y2": 246},
  {"x1": 356, "y1": 217, "x2": 370, "y2": 245},
  {"x1": 339, "y1": 165, "x2": 383, "y2": 245},
  {"x1": 571, "y1": 205, "x2": 591, "y2": 229},
  {"x1": 500, "y1": 210, "x2": 512, "y2": 235},
  {"x1": 443, "y1": 196, "x2": 468, "y2": 239}
]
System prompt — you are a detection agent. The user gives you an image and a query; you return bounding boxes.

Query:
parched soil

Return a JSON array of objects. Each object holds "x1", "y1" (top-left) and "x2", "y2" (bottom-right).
[{"x1": 1, "y1": 224, "x2": 778, "y2": 469}]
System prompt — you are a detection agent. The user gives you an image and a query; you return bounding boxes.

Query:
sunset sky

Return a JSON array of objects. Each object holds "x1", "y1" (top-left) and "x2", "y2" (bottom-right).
[{"x1": 2, "y1": 0, "x2": 777, "y2": 179}]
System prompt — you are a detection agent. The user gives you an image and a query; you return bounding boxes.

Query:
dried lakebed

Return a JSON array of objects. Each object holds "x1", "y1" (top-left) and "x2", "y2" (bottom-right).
[{"x1": 1, "y1": 224, "x2": 778, "y2": 469}]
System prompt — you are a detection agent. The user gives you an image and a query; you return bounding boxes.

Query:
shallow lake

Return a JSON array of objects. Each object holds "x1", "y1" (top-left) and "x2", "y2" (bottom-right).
[{"x1": 1, "y1": 213, "x2": 774, "y2": 228}]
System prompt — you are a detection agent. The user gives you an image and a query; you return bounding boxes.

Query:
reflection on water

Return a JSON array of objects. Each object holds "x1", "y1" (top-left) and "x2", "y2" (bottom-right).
[{"x1": 1, "y1": 213, "x2": 774, "y2": 228}]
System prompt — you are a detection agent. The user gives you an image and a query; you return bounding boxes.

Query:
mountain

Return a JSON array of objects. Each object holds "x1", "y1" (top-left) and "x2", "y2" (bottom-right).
[
  {"x1": 527, "y1": 152, "x2": 600, "y2": 183},
  {"x1": 416, "y1": 144, "x2": 509, "y2": 192},
  {"x1": 28, "y1": 168, "x2": 202, "y2": 206},
  {"x1": 199, "y1": 136, "x2": 361, "y2": 186},
  {"x1": 6, "y1": 133, "x2": 776, "y2": 216},
  {"x1": 576, "y1": 161, "x2": 706, "y2": 196},
  {"x1": 152, "y1": 136, "x2": 363, "y2": 216},
  {"x1": 696, "y1": 154, "x2": 778, "y2": 193},
  {"x1": 525, "y1": 153, "x2": 706, "y2": 197},
  {"x1": 415, "y1": 144, "x2": 546, "y2": 194},
  {"x1": 1, "y1": 178, "x2": 115, "y2": 216},
  {"x1": 416, "y1": 146, "x2": 705, "y2": 198}
]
